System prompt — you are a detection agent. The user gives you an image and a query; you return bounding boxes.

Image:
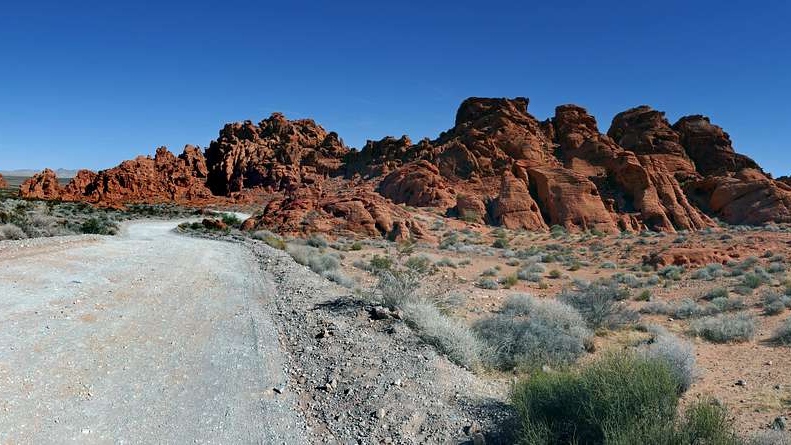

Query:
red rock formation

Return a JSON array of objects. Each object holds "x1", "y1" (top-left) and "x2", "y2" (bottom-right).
[
  {"x1": 17, "y1": 96, "x2": 790, "y2": 238},
  {"x1": 20, "y1": 169, "x2": 62, "y2": 200},
  {"x1": 643, "y1": 248, "x2": 733, "y2": 268},
  {"x1": 672, "y1": 116, "x2": 791, "y2": 225},
  {"x1": 248, "y1": 184, "x2": 432, "y2": 241},
  {"x1": 491, "y1": 170, "x2": 547, "y2": 230},
  {"x1": 378, "y1": 161, "x2": 455, "y2": 208},
  {"x1": 686, "y1": 169, "x2": 791, "y2": 225},
  {"x1": 205, "y1": 113, "x2": 349, "y2": 195},
  {"x1": 20, "y1": 147, "x2": 216, "y2": 206},
  {"x1": 0, "y1": 174, "x2": 7, "y2": 189},
  {"x1": 672, "y1": 115, "x2": 760, "y2": 176}
]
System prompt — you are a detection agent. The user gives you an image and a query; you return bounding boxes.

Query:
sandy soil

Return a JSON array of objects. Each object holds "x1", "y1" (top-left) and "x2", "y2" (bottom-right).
[{"x1": 0, "y1": 220, "x2": 305, "y2": 444}]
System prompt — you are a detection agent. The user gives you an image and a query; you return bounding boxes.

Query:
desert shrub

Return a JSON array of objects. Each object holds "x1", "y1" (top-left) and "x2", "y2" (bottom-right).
[
  {"x1": 640, "y1": 299, "x2": 718, "y2": 319},
  {"x1": 691, "y1": 312, "x2": 756, "y2": 343},
  {"x1": 770, "y1": 318, "x2": 791, "y2": 346},
  {"x1": 601, "y1": 261, "x2": 617, "y2": 269},
  {"x1": 635, "y1": 290, "x2": 651, "y2": 301},
  {"x1": 614, "y1": 273, "x2": 641, "y2": 288},
  {"x1": 252, "y1": 230, "x2": 286, "y2": 250},
  {"x1": 691, "y1": 263, "x2": 724, "y2": 280},
  {"x1": 492, "y1": 237, "x2": 509, "y2": 249},
  {"x1": 608, "y1": 399, "x2": 741, "y2": 445},
  {"x1": 404, "y1": 254, "x2": 433, "y2": 274},
  {"x1": 709, "y1": 296, "x2": 746, "y2": 312},
  {"x1": 480, "y1": 267, "x2": 498, "y2": 277},
  {"x1": 402, "y1": 302, "x2": 484, "y2": 370},
  {"x1": 548, "y1": 269, "x2": 562, "y2": 279},
  {"x1": 306, "y1": 234, "x2": 328, "y2": 248},
  {"x1": 373, "y1": 271, "x2": 482, "y2": 370},
  {"x1": 559, "y1": 283, "x2": 639, "y2": 330},
  {"x1": 750, "y1": 430, "x2": 791, "y2": 445},
  {"x1": 512, "y1": 352, "x2": 680, "y2": 444},
  {"x1": 763, "y1": 291, "x2": 788, "y2": 316},
  {"x1": 368, "y1": 254, "x2": 393, "y2": 272},
  {"x1": 639, "y1": 325, "x2": 697, "y2": 393},
  {"x1": 321, "y1": 270, "x2": 355, "y2": 288},
  {"x1": 658, "y1": 265, "x2": 684, "y2": 281},
  {"x1": 80, "y1": 217, "x2": 118, "y2": 235},
  {"x1": 742, "y1": 272, "x2": 769, "y2": 289},
  {"x1": 349, "y1": 241, "x2": 363, "y2": 251},
  {"x1": 524, "y1": 263, "x2": 545, "y2": 273},
  {"x1": 768, "y1": 262, "x2": 786, "y2": 274},
  {"x1": 499, "y1": 274, "x2": 519, "y2": 289},
  {"x1": 220, "y1": 213, "x2": 242, "y2": 228},
  {"x1": 286, "y1": 244, "x2": 339, "y2": 274},
  {"x1": 703, "y1": 287, "x2": 729, "y2": 301},
  {"x1": 476, "y1": 278, "x2": 499, "y2": 289},
  {"x1": 474, "y1": 294, "x2": 592, "y2": 371},
  {"x1": 435, "y1": 257, "x2": 457, "y2": 268},
  {"x1": 518, "y1": 270, "x2": 543, "y2": 282},
  {"x1": 0, "y1": 223, "x2": 26, "y2": 240}
]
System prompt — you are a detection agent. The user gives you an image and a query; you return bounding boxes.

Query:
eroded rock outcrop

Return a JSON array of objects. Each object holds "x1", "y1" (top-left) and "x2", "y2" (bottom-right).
[
  {"x1": 378, "y1": 161, "x2": 455, "y2": 208},
  {"x1": 0, "y1": 174, "x2": 7, "y2": 189},
  {"x1": 20, "y1": 147, "x2": 215, "y2": 205},
  {"x1": 18, "y1": 96, "x2": 789, "y2": 238},
  {"x1": 20, "y1": 169, "x2": 62, "y2": 200},
  {"x1": 205, "y1": 113, "x2": 349, "y2": 195},
  {"x1": 247, "y1": 184, "x2": 432, "y2": 241}
]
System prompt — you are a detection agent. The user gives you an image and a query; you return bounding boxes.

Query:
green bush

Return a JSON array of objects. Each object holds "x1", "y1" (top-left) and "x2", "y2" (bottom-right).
[
  {"x1": 220, "y1": 213, "x2": 243, "y2": 228},
  {"x1": 513, "y1": 351, "x2": 741, "y2": 444},
  {"x1": 368, "y1": 254, "x2": 394, "y2": 272},
  {"x1": 80, "y1": 217, "x2": 118, "y2": 235},
  {"x1": 512, "y1": 352, "x2": 680, "y2": 444},
  {"x1": 405, "y1": 254, "x2": 433, "y2": 274}
]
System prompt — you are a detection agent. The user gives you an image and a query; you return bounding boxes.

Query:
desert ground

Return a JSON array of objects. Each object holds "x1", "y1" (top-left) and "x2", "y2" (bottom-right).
[{"x1": 2, "y1": 196, "x2": 791, "y2": 444}]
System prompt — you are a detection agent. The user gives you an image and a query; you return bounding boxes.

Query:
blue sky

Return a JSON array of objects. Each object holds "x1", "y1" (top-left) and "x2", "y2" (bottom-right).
[{"x1": 1, "y1": 1, "x2": 789, "y2": 176}]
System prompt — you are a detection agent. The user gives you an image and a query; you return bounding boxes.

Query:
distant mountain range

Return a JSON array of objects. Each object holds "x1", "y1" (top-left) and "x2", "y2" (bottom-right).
[{"x1": 0, "y1": 168, "x2": 79, "y2": 178}]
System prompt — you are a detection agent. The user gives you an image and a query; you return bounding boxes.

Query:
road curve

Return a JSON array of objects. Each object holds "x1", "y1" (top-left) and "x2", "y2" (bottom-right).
[{"x1": 0, "y1": 220, "x2": 304, "y2": 444}]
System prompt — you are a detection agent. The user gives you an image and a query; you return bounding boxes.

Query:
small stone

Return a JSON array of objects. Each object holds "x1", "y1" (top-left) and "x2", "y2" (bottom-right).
[
  {"x1": 371, "y1": 306, "x2": 391, "y2": 320},
  {"x1": 392, "y1": 379, "x2": 402, "y2": 386},
  {"x1": 735, "y1": 379, "x2": 747, "y2": 387},
  {"x1": 374, "y1": 408, "x2": 386, "y2": 419},
  {"x1": 273, "y1": 386, "x2": 284, "y2": 394}
]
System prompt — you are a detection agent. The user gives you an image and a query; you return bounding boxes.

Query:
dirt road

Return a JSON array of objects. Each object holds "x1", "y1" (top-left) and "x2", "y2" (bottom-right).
[{"x1": 0, "y1": 220, "x2": 305, "y2": 444}]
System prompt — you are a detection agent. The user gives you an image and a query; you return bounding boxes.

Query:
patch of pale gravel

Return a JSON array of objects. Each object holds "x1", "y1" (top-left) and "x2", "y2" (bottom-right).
[{"x1": 0, "y1": 220, "x2": 306, "y2": 444}]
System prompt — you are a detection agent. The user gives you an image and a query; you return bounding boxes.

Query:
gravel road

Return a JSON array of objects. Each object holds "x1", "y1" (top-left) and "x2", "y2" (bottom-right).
[{"x1": 0, "y1": 220, "x2": 306, "y2": 444}]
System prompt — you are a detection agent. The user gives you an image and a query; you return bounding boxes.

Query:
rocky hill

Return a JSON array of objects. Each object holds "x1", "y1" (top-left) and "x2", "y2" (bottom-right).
[
  {"x1": 20, "y1": 97, "x2": 791, "y2": 238},
  {"x1": 0, "y1": 174, "x2": 7, "y2": 189}
]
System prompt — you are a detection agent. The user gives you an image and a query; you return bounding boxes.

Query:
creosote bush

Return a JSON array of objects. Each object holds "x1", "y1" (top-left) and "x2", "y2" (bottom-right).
[
  {"x1": 473, "y1": 294, "x2": 592, "y2": 371},
  {"x1": 511, "y1": 352, "x2": 741, "y2": 445}
]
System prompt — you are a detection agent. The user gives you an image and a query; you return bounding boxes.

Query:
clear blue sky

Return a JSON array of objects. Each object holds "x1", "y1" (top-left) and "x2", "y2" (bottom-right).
[{"x1": 1, "y1": 0, "x2": 789, "y2": 176}]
